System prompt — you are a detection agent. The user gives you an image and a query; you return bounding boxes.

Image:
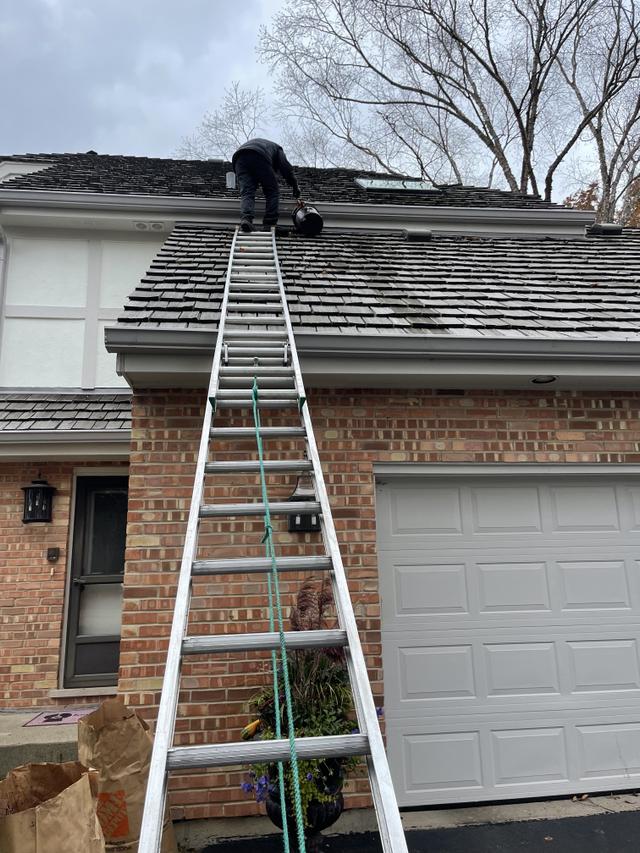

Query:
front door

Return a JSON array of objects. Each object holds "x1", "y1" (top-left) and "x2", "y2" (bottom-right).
[{"x1": 64, "y1": 475, "x2": 128, "y2": 688}]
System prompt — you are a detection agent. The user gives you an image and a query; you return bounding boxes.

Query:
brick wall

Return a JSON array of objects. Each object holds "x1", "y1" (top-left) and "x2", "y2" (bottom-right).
[
  {"x1": 1, "y1": 459, "x2": 127, "y2": 708},
  {"x1": 120, "y1": 387, "x2": 640, "y2": 822}
]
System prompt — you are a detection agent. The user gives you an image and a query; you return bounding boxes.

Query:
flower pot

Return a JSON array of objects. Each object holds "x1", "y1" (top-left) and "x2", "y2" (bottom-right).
[
  {"x1": 265, "y1": 788, "x2": 344, "y2": 852},
  {"x1": 264, "y1": 759, "x2": 345, "y2": 852}
]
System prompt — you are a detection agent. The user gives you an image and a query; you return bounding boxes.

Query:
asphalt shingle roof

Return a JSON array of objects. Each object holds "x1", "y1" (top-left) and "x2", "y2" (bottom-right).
[
  {"x1": 115, "y1": 223, "x2": 640, "y2": 341},
  {"x1": 0, "y1": 152, "x2": 559, "y2": 209},
  {"x1": 0, "y1": 393, "x2": 132, "y2": 433}
]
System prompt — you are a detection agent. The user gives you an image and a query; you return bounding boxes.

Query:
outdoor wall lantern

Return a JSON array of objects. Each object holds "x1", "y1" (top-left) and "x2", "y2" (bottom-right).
[{"x1": 22, "y1": 477, "x2": 56, "y2": 523}]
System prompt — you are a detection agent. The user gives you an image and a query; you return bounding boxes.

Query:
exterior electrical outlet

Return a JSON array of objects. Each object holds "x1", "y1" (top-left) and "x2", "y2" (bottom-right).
[{"x1": 288, "y1": 510, "x2": 321, "y2": 533}]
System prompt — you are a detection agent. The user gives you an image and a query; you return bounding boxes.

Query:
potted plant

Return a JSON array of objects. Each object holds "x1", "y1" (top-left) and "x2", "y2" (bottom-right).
[{"x1": 241, "y1": 577, "x2": 359, "y2": 852}]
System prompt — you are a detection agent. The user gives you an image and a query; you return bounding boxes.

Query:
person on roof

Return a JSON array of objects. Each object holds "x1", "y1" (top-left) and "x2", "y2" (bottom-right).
[{"x1": 232, "y1": 138, "x2": 302, "y2": 232}]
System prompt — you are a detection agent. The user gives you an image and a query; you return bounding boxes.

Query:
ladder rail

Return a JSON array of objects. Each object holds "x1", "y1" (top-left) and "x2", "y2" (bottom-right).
[
  {"x1": 138, "y1": 229, "x2": 239, "y2": 853},
  {"x1": 270, "y1": 229, "x2": 409, "y2": 853}
]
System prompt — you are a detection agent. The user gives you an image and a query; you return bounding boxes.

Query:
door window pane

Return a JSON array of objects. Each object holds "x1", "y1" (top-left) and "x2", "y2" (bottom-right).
[
  {"x1": 78, "y1": 584, "x2": 123, "y2": 635},
  {"x1": 86, "y1": 491, "x2": 127, "y2": 576}
]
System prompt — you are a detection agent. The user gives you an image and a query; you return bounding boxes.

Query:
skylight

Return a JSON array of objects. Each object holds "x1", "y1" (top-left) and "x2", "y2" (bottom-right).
[{"x1": 355, "y1": 177, "x2": 435, "y2": 191}]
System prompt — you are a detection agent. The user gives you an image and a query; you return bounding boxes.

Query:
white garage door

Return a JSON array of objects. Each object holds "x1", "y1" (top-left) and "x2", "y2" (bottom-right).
[{"x1": 376, "y1": 474, "x2": 640, "y2": 806}]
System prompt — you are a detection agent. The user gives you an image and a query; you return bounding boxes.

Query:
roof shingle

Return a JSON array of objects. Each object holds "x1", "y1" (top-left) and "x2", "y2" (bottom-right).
[
  {"x1": 0, "y1": 152, "x2": 559, "y2": 209},
  {"x1": 115, "y1": 224, "x2": 640, "y2": 341},
  {"x1": 0, "y1": 393, "x2": 132, "y2": 433}
]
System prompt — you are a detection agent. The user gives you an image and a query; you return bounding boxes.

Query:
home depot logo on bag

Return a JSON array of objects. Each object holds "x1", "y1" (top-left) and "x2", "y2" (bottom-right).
[{"x1": 97, "y1": 790, "x2": 130, "y2": 840}]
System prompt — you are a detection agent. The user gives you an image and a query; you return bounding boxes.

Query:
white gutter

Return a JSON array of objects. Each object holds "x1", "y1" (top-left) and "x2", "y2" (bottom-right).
[
  {"x1": 0, "y1": 188, "x2": 596, "y2": 235},
  {"x1": 104, "y1": 326, "x2": 640, "y2": 391},
  {"x1": 0, "y1": 429, "x2": 131, "y2": 459}
]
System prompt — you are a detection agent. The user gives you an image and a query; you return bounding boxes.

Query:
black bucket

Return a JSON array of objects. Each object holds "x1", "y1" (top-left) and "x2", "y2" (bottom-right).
[{"x1": 292, "y1": 204, "x2": 323, "y2": 236}]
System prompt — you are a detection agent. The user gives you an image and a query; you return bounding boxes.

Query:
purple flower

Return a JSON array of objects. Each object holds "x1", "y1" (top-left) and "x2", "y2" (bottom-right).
[
  {"x1": 241, "y1": 782, "x2": 254, "y2": 794},
  {"x1": 306, "y1": 772, "x2": 313, "y2": 781},
  {"x1": 376, "y1": 706, "x2": 384, "y2": 718}
]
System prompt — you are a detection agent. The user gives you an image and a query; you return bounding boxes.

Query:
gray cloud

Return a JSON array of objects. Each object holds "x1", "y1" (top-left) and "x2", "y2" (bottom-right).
[{"x1": 1, "y1": 0, "x2": 283, "y2": 157}]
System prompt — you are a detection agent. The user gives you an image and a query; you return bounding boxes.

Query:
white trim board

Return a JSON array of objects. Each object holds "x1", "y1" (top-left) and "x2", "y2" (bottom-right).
[{"x1": 375, "y1": 463, "x2": 640, "y2": 479}]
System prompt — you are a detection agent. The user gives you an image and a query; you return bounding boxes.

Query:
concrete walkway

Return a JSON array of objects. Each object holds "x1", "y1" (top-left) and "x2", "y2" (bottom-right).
[{"x1": 0, "y1": 711, "x2": 78, "y2": 778}]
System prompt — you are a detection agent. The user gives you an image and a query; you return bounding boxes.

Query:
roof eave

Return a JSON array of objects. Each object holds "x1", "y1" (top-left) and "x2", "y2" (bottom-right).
[
  {"x1": 104, "y1": 326, "x2": 640, "y2": 391},
  {"x1": 0, "y1": 188, "x2": 596, "y2": 234},
  {"x1": 0, "y1": 429, "x2": 131, "y2": 459}
]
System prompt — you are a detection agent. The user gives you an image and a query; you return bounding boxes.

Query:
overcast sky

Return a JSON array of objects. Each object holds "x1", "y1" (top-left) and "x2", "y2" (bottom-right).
[{"x1": 1, "y1": 0, "x2": 284, "y2": 158}]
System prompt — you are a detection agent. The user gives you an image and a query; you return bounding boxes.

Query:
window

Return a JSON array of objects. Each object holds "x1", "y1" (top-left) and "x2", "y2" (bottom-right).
[{"x1": 355, "y1": 177, "x2": 436, "y2": 191}]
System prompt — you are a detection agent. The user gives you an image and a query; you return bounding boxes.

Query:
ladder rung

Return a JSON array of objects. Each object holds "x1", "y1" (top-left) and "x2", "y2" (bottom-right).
[
  {"x1": 225, "y1": 347, "x2": 287, "y2": 356},
  {"x1": 222, "y1": 359, "x2": 288, "y2": 368},
  {"x1": 227, "y1": 344, "x2": 285, "y2": 358},
  {"x1": 192, "y1": 554, "x2": 331, "y2": 575},
  {"x1": 227, "y1": 303, "x2": 283, "y2": 312},
  {"x1": 199, "y1": 500, "x2": 320, "y2": 518},
  {"x1": 217, "y1": 397, "x2": 298, "y2": 409},
  {"x1": 225, "y1": 318, "x2": 286, "y2": 326},
  {"x1": 227, "y1": 291, "x2": 279, "y2": 299},
  {"x1": 216, "y1": 388, "x2": 297, "y2": 399},
  {"x1": 182, "y1": 628, "x2": 347, "y2": 656},
  {"x1": 167, "y1": 734, "x2": 370, "y2": 771},
  {"x1": 219, "y1": 367, "x2": 292, "y2": 375},
  {"x1": 228, "y1": 287, "x2": 279, "y2": 295},
  {"x1": 222, "y1": 330, "x2": 287, "y2": 339},
  {"x1": 215, "y1": 399, "x2": 298, "y2": 409},
  {"x1": 210, "y1": 426, "x2": 306, "y2": 438},
  {"x1": 221, "y1": 350, "x2": 289, "y2": 358},
  {"x1": 205, "y1": 459, "x2": 312, "y2": 474}
]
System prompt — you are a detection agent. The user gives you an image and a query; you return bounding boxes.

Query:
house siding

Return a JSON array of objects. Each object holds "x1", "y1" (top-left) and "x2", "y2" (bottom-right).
[
  {"x1": 118, "y1": 387, "x2": 640, "y2": 822},
  {"x1": 1, "y1": 459, "x2": 127, "y2": 708}
]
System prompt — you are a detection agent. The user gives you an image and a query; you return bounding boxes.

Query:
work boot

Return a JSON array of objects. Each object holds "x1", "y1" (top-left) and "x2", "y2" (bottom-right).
[{"x1": 240, "y1": 220, "x2": 253, "y2": 233}]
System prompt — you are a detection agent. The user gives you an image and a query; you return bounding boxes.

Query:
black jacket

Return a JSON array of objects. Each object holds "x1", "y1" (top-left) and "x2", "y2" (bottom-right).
[{"x1": 232, "y1": 138, "x2": 300, "y2": 197}]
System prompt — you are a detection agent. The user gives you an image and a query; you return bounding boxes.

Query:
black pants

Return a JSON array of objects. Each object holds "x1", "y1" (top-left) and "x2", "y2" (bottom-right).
[{"x1": 234, "y1": 150, "x2": 280, "y2": 226}]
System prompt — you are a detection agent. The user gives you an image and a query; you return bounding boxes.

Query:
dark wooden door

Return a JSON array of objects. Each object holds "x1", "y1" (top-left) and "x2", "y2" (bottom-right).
[{"x1": 64, "y1": 475, "x2": 128, "y2": 688}]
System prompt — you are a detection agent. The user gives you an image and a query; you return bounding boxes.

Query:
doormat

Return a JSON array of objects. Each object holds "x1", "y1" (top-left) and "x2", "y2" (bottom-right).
[{"x1": 23, "y1": 708, "x2": 97, "y2": 727}]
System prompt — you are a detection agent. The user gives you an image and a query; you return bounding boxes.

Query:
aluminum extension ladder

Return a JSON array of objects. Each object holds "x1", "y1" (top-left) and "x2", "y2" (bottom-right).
[{"x1": 139, "y1": 226, "x2": 408, "y2": 853}]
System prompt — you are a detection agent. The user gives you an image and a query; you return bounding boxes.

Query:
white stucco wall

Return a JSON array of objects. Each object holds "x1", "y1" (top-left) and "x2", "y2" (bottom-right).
[{"x1": 0, "y1": 230, "x2": 164, "y2": 388}]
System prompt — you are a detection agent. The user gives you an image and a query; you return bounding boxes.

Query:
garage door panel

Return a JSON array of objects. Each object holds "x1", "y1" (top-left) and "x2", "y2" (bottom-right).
[
  {"x1": 549, "y1": 484, "x2": 623, "y2": 532},
  {"x1": 377, "y1": 479, "x2": 640, "y2": 546},
  {"x1": 386, "y1": 710, "x2": 640, "y2": 805},
  {"x1": 470, "y1": 484, "x2": 543, "y2": 533},
  {"x1": 385, "y1": 629, "x2": 640, "y2": 717},
  {"x1": 380, "y1": 552, "x2": 640, "y2": 630}
]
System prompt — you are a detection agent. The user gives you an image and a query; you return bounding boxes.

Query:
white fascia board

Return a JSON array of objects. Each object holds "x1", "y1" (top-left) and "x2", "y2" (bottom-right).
[
  {"x1": 105, "y1": 326, "x2": 640, "y2": 390},
  {"x1": 0, "y1": 430, "x2": 130, "y2": 459},
  {"x1": 0, "y1": 188, "x2": 596, "y2": 234}
]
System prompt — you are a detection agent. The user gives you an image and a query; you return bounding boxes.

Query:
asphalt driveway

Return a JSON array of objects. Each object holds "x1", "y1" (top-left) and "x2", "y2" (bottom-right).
[{"x1": 202, "y1": 810, "x2": 640, "y2": 852}]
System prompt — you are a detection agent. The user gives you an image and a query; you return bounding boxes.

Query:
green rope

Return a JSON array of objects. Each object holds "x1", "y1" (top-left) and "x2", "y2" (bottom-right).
[{"x1": 252, "y1": 378, "x2": 306, "y2": 853}]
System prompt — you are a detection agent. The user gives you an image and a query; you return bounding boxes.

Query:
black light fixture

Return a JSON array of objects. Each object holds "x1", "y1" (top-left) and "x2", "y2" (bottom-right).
[{"x1": 22, "y1": 477, "x2": 56, "y2": 523}]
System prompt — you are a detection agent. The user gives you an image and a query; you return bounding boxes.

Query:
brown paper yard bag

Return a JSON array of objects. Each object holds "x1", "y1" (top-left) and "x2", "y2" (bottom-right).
[
  {"x1": 0, "y1": 761, "x2": 105, "y2": 853},
  {"x1": 78, "y1": 697, "x2": 177, "y2": 853}
]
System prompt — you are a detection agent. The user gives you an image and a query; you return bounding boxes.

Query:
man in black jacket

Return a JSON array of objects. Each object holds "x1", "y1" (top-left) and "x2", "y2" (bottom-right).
[{"x1": 232, "y1": 138, "x2": 301, "y2": 232}]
